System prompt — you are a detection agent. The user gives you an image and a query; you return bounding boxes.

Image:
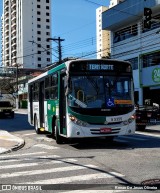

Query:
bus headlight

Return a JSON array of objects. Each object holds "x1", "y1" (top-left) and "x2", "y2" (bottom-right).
[
  {"x1": 123, "y1": 114, "x2": 135, "y2": 125},
  {"x1": 128, "y1": 114, "x2": 135, "y2": 123},
  {"x1": 69, "y1": 114, "x2": 89, "y2": 127}
]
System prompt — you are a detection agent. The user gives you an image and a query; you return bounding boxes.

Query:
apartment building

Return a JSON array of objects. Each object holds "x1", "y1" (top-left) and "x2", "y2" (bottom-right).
[
  {"x1": 1, "y1": 0, "x2": 52, "y2": 69},
  {"x1": 102, "y1": 0, "x2": 160, "y2": 105},
  {"x1": 96, "y1": 6, "x2": 110, "y2": 59}
]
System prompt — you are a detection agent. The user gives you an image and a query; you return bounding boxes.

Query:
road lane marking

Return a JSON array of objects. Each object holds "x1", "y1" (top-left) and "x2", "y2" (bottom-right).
[
  {"x1": 0, "y1": 165, "x2": 97, "y2": 178},
  {"x1": 0, "y1": 152, "x2": 47, "y2": 159},
  {"x1": 24, "y1": 172, "x2": 123, "y2": 184},
  {"x1": 0, "y1": 155, "x2": 60, "y2": 164},
  {"x1": 32, "y1": 144, "x2": 59, "y2": 149},
  {"x1": 0, "y1": 158, "x2": 77, "y2": 170}
]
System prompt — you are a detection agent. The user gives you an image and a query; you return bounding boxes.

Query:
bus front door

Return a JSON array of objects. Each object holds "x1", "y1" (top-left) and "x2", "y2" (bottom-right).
[
  {"x1": 29, "y1": 85, "x2": 33, "y2": 124},
  {"x1": 59, "y1": 73, "x2": 67, "y2": 135},
  {"x1": 39, "y1": 81, "x2": 45, "y2": 128}
]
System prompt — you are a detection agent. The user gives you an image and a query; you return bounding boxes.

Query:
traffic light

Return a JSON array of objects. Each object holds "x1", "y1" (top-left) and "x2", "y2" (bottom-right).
[{"x1": 143, "y1": 7, "x2": 152, "y2": 29}]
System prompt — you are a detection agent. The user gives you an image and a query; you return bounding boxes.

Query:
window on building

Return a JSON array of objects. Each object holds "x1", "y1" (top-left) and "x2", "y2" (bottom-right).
[
  {"x1": 113, "y1": 24, "x2": 138, "y2": 43},
  {"x1": 37, "y1": 24, "x2": 41, "y2": 28},
  {"x1": 142, "y1": 51, "x2": 160, "y2": 68},
  {"x1": 47, "y1": 58, "x2": 50, "y2": 62},
  {"x1": 38, "y1": 57, "x2": 41, "y2": 61},
  {"x1": 46, "y1": 25, "x2": 50, "y2": 29},
  {"x1": 46, "y1": 32, "x2": 50, "y2": 35},
  {"x1": 37, "y1": 5, "x2": 40, "y2": 8},
  {"x1": 46, "y1": 6, "x2": 49, "y2": 9},
  {"x1": 37, "y1": 31, "x2": 41, "y2": 34},
  {"x1": 46, "y1": 45, "x2": 50, "y2": 48},
  {"x1": 37, "y1": 37, "x2": 41, "y2": 41},
  {"x1": 37, "y1": 18, "x2": 41, "y2": 21},
  {"x1": 46, "y1": 19, "x2": 50, "y2": 22},
  {"x1": 46, "y1": 0, "x2": 49, "y2": 3},
  {"x1": 37, "y1": 64, "x2": 41, "y2": 68},
  {"x1": 46, "y1": 12, "x2": 50, "y2": 16},
  {"x1": 38, "y1": 51, "x2": 41, "y2": 54},
  {"x1": 37, "y1": 11, "x2": 41, "y2": 15}
]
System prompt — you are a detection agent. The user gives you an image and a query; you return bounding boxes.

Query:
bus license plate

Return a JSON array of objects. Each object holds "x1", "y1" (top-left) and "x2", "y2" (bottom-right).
[{"x1": 100, "y1": 128, "x2": 112, "y2": 133}]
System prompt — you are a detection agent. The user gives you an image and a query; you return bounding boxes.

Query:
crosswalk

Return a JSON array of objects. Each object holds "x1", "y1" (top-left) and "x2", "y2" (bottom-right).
[
  {"x1": 0, "y1": 151, "x2": 127, "y2": 192},
  {"x1": 0, "y1": 132, "x2": 159, "y2": 192}
]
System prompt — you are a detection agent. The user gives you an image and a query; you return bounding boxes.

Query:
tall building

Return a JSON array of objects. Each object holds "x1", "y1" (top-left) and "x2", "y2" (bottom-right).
[
  {"x1": 1, "y1": 0, "x2": 52, "y2": 69},
  {"x1": 96, "y1": 6, "x2": 110, "y2": 59}
]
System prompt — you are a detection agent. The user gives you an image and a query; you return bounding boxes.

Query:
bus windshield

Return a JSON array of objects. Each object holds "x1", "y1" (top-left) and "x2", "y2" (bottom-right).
[{"x1": 67, "y1": 75, "x2": 134, "y2": 109}]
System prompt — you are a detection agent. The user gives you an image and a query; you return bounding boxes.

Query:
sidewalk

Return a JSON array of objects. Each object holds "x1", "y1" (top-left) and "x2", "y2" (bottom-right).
[{"x1": 0, "y1": 108, "x2": 26, "y2": 154}]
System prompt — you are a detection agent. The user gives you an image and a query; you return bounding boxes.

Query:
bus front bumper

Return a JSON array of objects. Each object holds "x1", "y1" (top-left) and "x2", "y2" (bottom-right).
[{"x1": 67, "y1": 121, "x2": 135, "y2": 138}]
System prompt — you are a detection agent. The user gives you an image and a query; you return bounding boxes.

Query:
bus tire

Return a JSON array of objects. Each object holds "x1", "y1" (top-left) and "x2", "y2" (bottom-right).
[
  {"x1": 55, "y1": 122, "x2": 63, "y2": 144},
  {"x1": 34, "y1": 115, "x2": 41, "y2": 134}
]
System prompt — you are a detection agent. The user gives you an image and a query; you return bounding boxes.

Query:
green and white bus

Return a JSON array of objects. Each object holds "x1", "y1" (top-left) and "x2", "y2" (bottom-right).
[{"x1": 28, "y1": 59, "x2": 135, "y2": 144}]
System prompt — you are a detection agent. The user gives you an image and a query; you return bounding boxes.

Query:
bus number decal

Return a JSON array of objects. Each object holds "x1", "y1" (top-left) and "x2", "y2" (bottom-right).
[{"x1": 110, "y1": 117, "x2": 122, "y2": 122}]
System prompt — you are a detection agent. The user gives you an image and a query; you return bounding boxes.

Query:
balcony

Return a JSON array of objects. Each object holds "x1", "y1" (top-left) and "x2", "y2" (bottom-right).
[
  {"x1": 11, "y1": 13, "x2": 16, "y2": 20},
  {"x1": 11, "y1": 33, "x2": 16, "y2": 40},
  {"x1": 11, "y1": 20, "x2": 16, "y2": 27},
  {"x1": 11, "y1": 9, "x2": 16, "y2": 16},
  {"x1": 5, "y1": 12, "x2": 9, "y2": 17},
  {"x1": 11, "y1": 26, "x2": 16, "y2": 33},
  {"x1": 102, "y1": 0, "x2": 160, "y2": 30},
  {"x1": 11, "y1": 3, "x2": 16, "y2": 10},
  {"x1": 11, "y1": 0, "x2": 16, "y2": 3},
  {"x1": 4, "y1": 5, "x2": 9, "y2": 12},
  {"x1": 11, "y1": 39, "x2": 17, "y2": 46},
  {"x1": 5, "y1": 0, "x2": 9, "y2": 5}
]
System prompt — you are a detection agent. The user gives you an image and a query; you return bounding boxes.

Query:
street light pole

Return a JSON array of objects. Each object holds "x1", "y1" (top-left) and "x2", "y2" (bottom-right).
[{"x1": 47, "y1": 37, "x2": 65, "y2": 63}]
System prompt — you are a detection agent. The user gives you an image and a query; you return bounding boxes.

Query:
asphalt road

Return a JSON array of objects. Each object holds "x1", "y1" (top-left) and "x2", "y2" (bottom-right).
[{"x1": 0, "y1": 112, "x2": 160, "y2": 193}]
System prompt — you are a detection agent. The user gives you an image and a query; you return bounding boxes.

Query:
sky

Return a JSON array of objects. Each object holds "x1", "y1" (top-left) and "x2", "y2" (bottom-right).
[{"x1": 0, "y1": 0, "x2": 110, "y2": 64}]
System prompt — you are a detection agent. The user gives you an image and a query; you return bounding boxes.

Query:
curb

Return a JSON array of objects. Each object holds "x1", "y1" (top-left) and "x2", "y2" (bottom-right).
[{"x1": 0, "y1": 131, "x2": 25, "y2": 155}]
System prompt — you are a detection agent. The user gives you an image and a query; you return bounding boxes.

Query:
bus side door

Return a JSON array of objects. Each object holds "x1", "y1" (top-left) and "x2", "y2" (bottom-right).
[{"x1": 39, "y1": 81, "x2": 45, "y2": 127}]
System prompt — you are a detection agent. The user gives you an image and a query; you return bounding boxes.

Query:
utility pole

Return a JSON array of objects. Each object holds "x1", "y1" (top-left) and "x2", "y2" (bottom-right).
[{"x1": 47, "y1": 37, "x2": 65, "y2": 63}]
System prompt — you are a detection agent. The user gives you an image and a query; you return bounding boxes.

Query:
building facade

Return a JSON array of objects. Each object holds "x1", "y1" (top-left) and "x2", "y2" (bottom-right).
[
  {"x1": 1, "y1": 0, "x2": 52, "y2": 69},
  {"x1": 96, "y1": 6, "x2": 110, "y2": 59},
  {"x1": 102, "y1": 0, "x2": 160, "y2": 106}
]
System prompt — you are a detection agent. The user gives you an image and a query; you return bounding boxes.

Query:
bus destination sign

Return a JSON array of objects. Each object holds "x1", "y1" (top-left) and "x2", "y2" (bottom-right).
[{"x1": 88, "y1": 64, "x2": 114, "y2": 71}]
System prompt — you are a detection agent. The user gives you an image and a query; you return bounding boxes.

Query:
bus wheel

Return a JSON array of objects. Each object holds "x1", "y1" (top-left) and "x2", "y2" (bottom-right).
[
  {"x1": 34, "y1": 115, "x2": 41, "y2": 134},
  {"x1": 55, "y1": 124, "x2": 63, "y2": 144}
]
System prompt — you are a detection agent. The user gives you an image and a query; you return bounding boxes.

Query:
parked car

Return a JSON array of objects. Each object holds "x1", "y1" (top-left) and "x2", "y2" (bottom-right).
[
  {"x1": 0, "y1": 101, "x2": 14, "y2": 118},
  {"x1": 135, "y1": 105, "x2": 159, "y2": 131}
]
